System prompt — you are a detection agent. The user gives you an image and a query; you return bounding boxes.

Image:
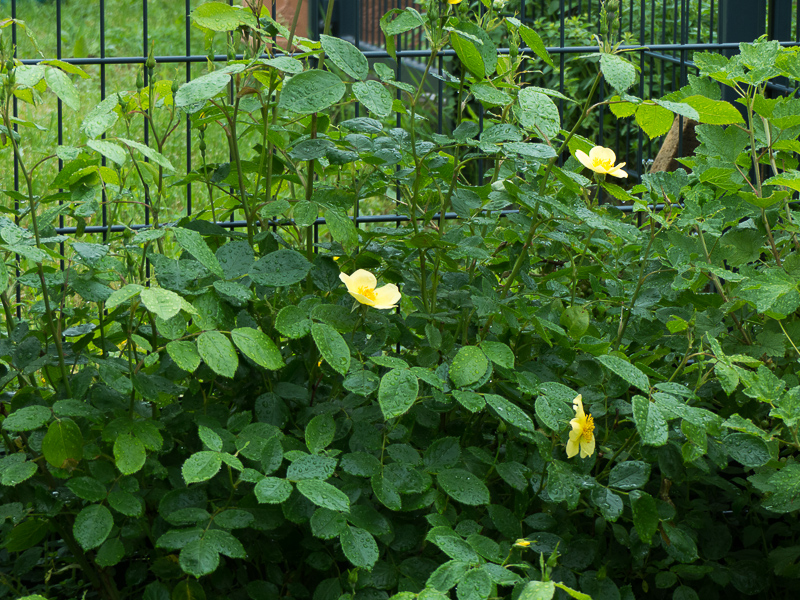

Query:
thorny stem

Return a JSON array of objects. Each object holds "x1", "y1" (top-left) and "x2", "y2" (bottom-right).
[{"x1": 2, "y1": 103, "x2": 72, "y2": 397}]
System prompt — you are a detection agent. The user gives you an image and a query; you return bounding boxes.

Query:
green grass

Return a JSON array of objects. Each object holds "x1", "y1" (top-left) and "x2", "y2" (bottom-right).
[{"x1": 1, "y1": 1, "x2": 251, "y2": 234}]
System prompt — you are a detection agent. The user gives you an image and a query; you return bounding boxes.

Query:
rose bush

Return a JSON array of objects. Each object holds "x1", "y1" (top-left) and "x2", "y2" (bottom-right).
[{"x1": 1, "y1": 2, "x2": 800, "y2": 600}]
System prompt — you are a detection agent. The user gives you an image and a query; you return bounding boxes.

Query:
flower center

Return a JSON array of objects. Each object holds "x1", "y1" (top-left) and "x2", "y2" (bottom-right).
[
  {"x1": 592, "y1": 157, "x2": 613, "y2": 171},
  {"x1": 357, "y1": 285, "x2": 377, "y2": 301},
  {"x1": 582, "y1": 414, "x2": 595, "y2": 442}
]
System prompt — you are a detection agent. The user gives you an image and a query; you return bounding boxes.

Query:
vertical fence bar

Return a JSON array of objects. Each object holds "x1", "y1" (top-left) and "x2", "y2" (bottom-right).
[
  {"x1": 11, "y1": 0, "x2": 21, "y2": 317},
  {"x1": 186, "y1": 0, "x2": 192, "y2": 219},
  {"x1": 57, "y1": 0, "x2": 64, "y2": 267},
  {"x1": 101, "y1": 0, "x2": 108, "y2": 241}
]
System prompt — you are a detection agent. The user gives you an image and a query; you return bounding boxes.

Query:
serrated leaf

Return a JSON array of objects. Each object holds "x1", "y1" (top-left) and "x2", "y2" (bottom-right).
[
  {"x1": 438, "y1": 469, "x2": 490, "y2": 506},
  {"x1": 73, "y1": 504, "x2": 113, "y2": 550},
  {"x1": 278, "y1": 70, "x2": 346, "y2": 115},
  {"x1": 197, "y1": 331, "x2": 238, "y2": 378},
  {"x1": 183, "y1": 451, "x2": 223, "y2": 484},
  {"x1": 231, "y1": 327, "x2": 284, "y2": 370},
  {"x1": 378, "y1": 368, "x2": 419, "y2": 420},
  {"x1": 173, "y1": 227, "x2": 223, "y2": 276},
  {"x1": 598, "y1": 354, "x2": 650, "y2": 392},
  {"x1": 321, "y1": 34, "x2": 368, "y2": 80},
  {"x1": 296, "y1": 479, "x2": 350, "y2": 512},
  {"x1": 41, "y1": 419, "x2": 83, "y2": 470},
  {"x1": 340, "y1": 525, "x2": 378, "y2": 569},
  {"x1": 114, "y1": 433, "x2": 146, "y2": 475},
  {"x1": 311, "y1": 322, "x2": 350, "y2": 376}
]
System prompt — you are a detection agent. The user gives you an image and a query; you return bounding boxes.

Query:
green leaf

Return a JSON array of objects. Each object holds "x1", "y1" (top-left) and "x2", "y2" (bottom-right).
[
  {"x1": 630, "y1": 490, "x2": 658, "y2": 543},
  {"x1": 296, "y1": 479, "x2": 350, "y2": 512},
  {"x1": 183, "y1": 451, "x2": 223, "y2": 484},
  {"x1": 437, "y1": 469, "x2": 490, "y2": 506},
  {"x1": 231, "y1": 327, "x2": 284, "y2": 370},
  {"x1": 519, "y1": 581, "x2": 555, "y2": 600},
  {"x1": 341, "y1": 452, "x2": 382, "y2": 477},
  {"x1": 254, "y1": 477, "x2": 293, "y2": 503},
  {"x1": 199, "y1": 425, "x2": 223, "y2": 452},
  {"x1": 286, "y1": 454, "x2": 337, "y2": 480},
  {"x1": 191, "y1": 1, "x2": 257, "y2": 31},
  {"x1": 205, "y1": 529, "x2": 246, "y2": 558},
  {"x1": 197, "y1": 331, "x2": 238, "y2": 378},
  {"x1": 175, "y1": 69, "x2": 239, "y2": 109},
  {"x1": 215, "y1": 509, "x2": 254, "y2": 529},
  {"x1": 311, "y1": 322, "x2": 351, "y2": 376},
  {"x1": 73, "y1": 504, "x2": 113, "y2": 550},
  {"x1": 108, "y1": 490, "x2": 143, "y2": 517},
  {"x1": 166, "y1": 340, "x2": 202, "y2": 372},
  {"x1": 275, "y1": 305, "x2": 312, "y2": 339},
  {"x1": 323, "y1": 208, "x2": 359, "y2": 253},
  {"x1": 306, "y1": 413, "x2": 336, "y2": 453},
  {"x1": 635, "y1": 103, "x2": 675, "y2": 139},
  {"x1": 631, "y1": 395, "x2": 668, "y2": 446},
  {"x1": 763, "y1": 463, "x2": 800, "y2": 513},
  {"x1": 453, "y1": 390, "x2": 486, "y2": 412},
  {"x1": 1, "y1": 461, "x2": 37, "y2": 486},
  {"x1": 353, "y1": 80, "x2": 393, "y2": 117},
  {"x1": 724, "y1": 433, "x2": 770, "y2": 467},
  {"x1": 340, "y1": 525, "x2": 379, "y2": 569},
  {"x1": 662, "y1": 523, "x2": 699, "y2": 563},
  {"x1": 378, "y1": 369, "x2": 419, "y2": 420},
  {"x1": 173, "y1": 227, "x2": 223, "y2": 277},
  {"x1": 471, "y1": 83, "x2": 512, "y2": 106},
  {"x1": 87, "y1": 139, "x2": 126, "y2": 166},
  {"x1": 278, "y1": 70, "x2": 347, "y2": 115},
  {"x1": 114, "y1": 433, "x2": 146, "y2": 475},
  {"x1": 170, "y1": 580, "x2": 207, "y2": 600},
  {"x1": 311, "y1": 507, "x2": 347, "y2": 539},
  {"x1": 67, "y1": 477, "x2": 107, "y2": 501},
  {"x1": 117, "y1": 137, "x2": 176, "y2": 171},
  {"x1": 4, "y1": 519, "x2": 49, "y2": 552},
  {"x1": 598, "y1": 354, "x2": 650, "y2": 392},
  {"x1": 105, "y1": 283, "x2": 144, "y2": 310},
  {"x1": 140, "y1": 287, "x2": 185, "y2": 321},
  {"x1": 3, "y1": 405, "x2": 51, "y2": 432},
  {"x1": 517, "y1": 89, "x2": 560, "y2": 140},
  {"x1": 518, "y1": 25, "x2": 554, "y2": 67},
  {"x1": 608, "y1": 461, "x2": 650, "y2": 490},
  {"x1": 450, "y1": 346, "x2": 489, "y2": 388},
  {"x1": 250, "y1": 249, "x2": 312, "y2": 287},
  {"x1": 479, "y1": 341, "x2": 514, "y2": 369},
  {"x1": 484, "y1": 394, "x2": 535, "y2": 433},
  {"x1": 600, "y1": 53, "x2": 636, "y2": 92},
  {"x1": 95, "y1": 538, "x2": 125, "y2": 567},
  {"x1": 456, "y1": 568, "x2": 492, "y2": 600},
  {"x1": 41, "y1": 419, "x2": 83, "y2": 469},
  {"x1": 451, "y1": 22, "x2": 496, "y2": 78},
  {"x1": 683, "y1": 95, "x2": 744, "y2": 124},
  {"x1": 45, "y1": 66, "x2": 80, "y2": 110},
  {"x1": 320, "y1": 34, "x2": 368, "y2": 80},
  {"x1": 179, "y1": 538, "x2": 220, "y2": 577}
]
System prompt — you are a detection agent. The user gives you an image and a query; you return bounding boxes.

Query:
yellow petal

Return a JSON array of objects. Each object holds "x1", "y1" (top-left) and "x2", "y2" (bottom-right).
[
  {"x1": 590, "y1": 146, "x2": 616, "y2": 165},
  {"x1": 607, "y1": 163, "x2": 628, "y2": 178},
  {"x1": 347, "y1": 269, "x2": 377, "y2": 292},
  {"x1": 575, "y1": 149, "x2": 593, "y2": 171},
  {"x1": 580, "y1": 434, "x2": 596, "y2": 458},
  {"x1": 566, "y1": 437, "x2": 580, "y2": 458},
  {"x1": 348, "y1": 290, "x2": 377, "y2": 306},
  {"x1": 573, "y1": 394, "x2": 585, "y2": 419},
  {"x1": 448, "y1": 0, "x2": 463, "y2": 4},
  {"x1": 372, "y1": 283, "x2": 401, "y2": 310}
]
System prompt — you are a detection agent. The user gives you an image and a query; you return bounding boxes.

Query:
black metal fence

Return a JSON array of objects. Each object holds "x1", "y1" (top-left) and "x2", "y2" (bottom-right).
[{"x1": 2, "y1": 0, "x2": 798, "y2": 238}]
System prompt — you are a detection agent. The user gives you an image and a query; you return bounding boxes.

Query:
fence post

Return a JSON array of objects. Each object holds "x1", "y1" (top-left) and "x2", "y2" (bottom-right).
[
  {"x1": 717, "y1": 0, "x2": 766, "y2": 105},
  {"x1": 768, "y1": 0, "x2": 792, "y2": 42}
]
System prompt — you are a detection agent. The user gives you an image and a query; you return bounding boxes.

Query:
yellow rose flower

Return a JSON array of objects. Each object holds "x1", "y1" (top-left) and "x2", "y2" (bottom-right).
[
  {"x1": 513, "y1": 539, "x2": 531, "y2": 548},
  {"x1": 448, "y1": 0, "x2": 463, "y2": 4},
  {"x1": 575, "y1": 146, "x2": 628, "y2": 178},
  {"x1": 566, "y1": 394, "x2": 596, "y2": 458},
  {"x1": 339, "y1": 269, "x2": 401, "y2": 310}
]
